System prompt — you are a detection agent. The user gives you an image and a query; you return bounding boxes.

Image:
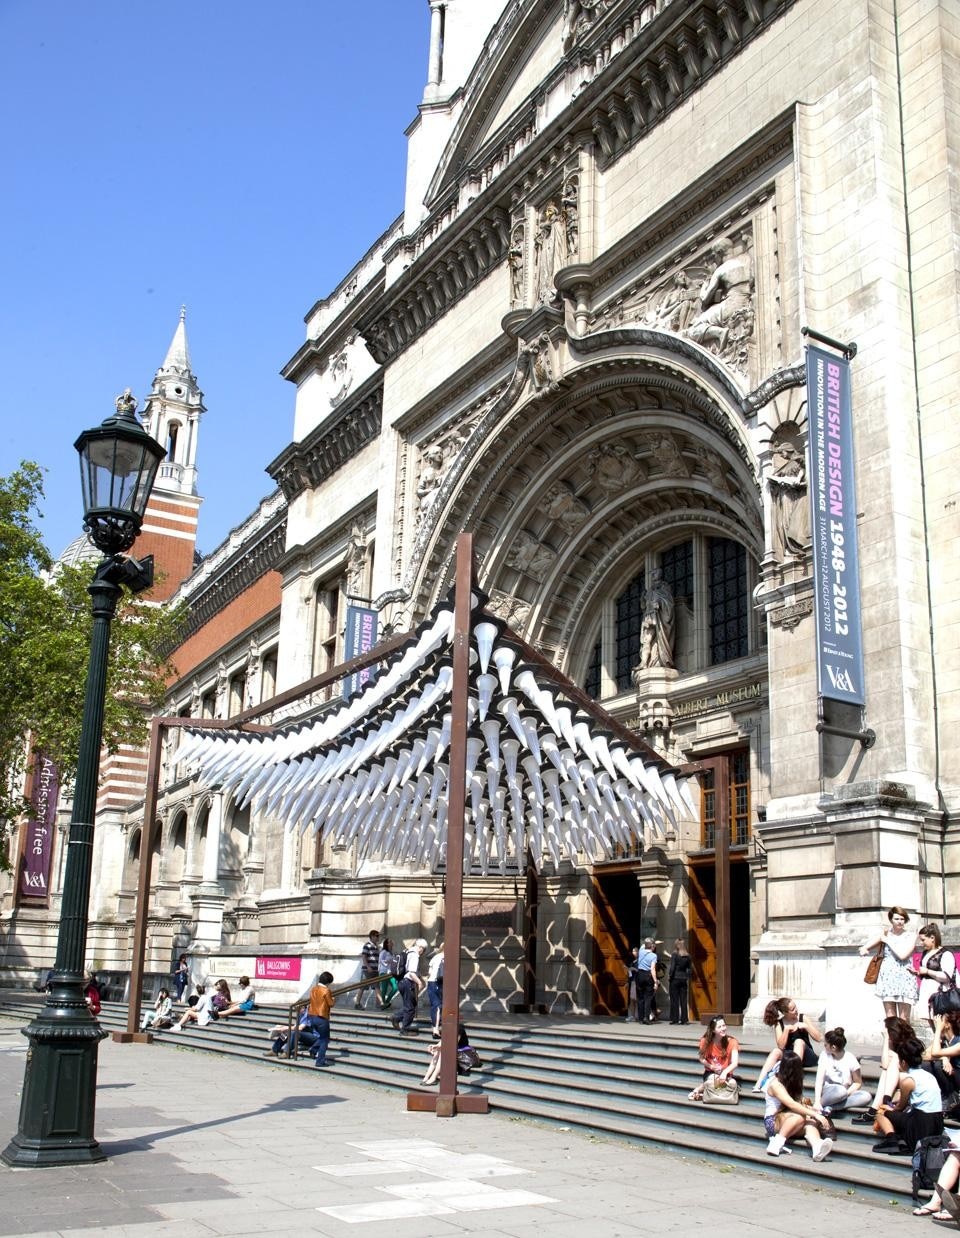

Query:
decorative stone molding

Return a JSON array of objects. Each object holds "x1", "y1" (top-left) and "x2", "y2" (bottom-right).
[
  {"x1": 768, "y1": 596, "x2": 813, "y2": 629},
  {"x1": 176, "y1": 521, "x2": 287, "y2": 642},
  {"x1": 267, "y1": 380, "x2": 382, "y2": 502}
]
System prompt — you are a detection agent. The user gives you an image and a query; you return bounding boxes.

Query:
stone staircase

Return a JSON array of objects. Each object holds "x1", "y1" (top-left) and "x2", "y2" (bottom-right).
[{"x1": 0, "y1": 993, "x2": 926, "y2": 1205}]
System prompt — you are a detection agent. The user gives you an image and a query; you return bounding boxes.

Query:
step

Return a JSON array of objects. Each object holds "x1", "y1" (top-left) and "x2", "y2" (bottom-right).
[{"x1": 0, "y1": 995, "x2": 918, "y2": 1205}]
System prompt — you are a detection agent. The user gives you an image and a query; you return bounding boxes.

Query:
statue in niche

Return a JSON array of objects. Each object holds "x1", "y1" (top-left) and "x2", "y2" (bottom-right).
[
  {"x1": 214, "y1": 657, "x2": 229, "y2": 717},
  {"x1": 655, "y1": 270, "x2": 700, "y2": 333},
  {"x1": 589, "y1": 443, "x2": 645, "y2": 496},
  {"x1": 687, "y1": 237, "x2": 754, "y2": 354},
  {"x1": 509, "y1": 222, "x2": 525, "y2": 305},
  {"x1": 244, "y1": 641, "x2": 261, "y2": 710},
  {"x1": 632, "y1": 568, "x2": 676, "y2": 674},
  {"x1": 345, "y1": 524, "x2": 367, "y2": 596},
  {"x1": 646, "y1": 431, "x2": 689, "y2": 478},
  {"x1": 416, "y1": 444, "x2": 445, "y2": 518},
  {"x1": 562, "y1": 175, "x2": 579, "y2": 258},
  {"x1": 506, "y1": 530, "x2": 554, "y2": 581},
  {"x1": 768, "y1": 440, "x2": 811, "y2": 559},
  {"x1": 190, "y1": 677, "x2": 201, "y2": 718},
  {"x1": 541, "y1": 482, "x2": 589, "y2": 534},
  {"x1": 534, "y1": 201, "x2": 567, "y2": 305}
]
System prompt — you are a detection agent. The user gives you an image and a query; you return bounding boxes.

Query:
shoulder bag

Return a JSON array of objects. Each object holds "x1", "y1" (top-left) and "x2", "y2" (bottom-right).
[
  {"x1": 702, "y1": 1075, "x2": 740, "y2": 1105},
  {"x1": 864, "y1": 948, "x2": 882, "y2": 985}
]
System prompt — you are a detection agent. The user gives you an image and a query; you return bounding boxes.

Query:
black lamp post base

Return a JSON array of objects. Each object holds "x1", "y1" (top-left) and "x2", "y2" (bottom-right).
[{"x1": 1, "y1": 1015, "x2": 108, "y2": 1168}]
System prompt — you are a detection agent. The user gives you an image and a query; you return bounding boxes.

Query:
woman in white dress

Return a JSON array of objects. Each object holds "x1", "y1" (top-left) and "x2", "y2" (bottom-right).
[{"x1": 859, "y1": 905, "x2": 918, "y2": 1020}]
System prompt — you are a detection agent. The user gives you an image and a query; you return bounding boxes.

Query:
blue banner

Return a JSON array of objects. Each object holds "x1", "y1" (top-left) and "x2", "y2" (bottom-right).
[
  {"x1": 343, "y1": 605, "x2": 378, "y2": 700},
  {"x1": 806, "y1": 345, "x2": 864, "y2": 705}
]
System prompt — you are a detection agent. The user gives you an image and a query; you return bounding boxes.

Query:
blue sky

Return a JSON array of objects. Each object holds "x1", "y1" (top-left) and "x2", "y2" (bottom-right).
[{"x1": 1, "y1": 2, "x2": 431, "y2": 559}]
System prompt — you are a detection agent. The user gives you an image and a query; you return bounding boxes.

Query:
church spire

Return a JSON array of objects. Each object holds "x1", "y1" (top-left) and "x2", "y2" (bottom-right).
[
  {"x1": 142, "y1": 307, "x2": 206, "y2": 500},
  {"x1": 160, "y1": 305, "x2": 193, "y2": 377}
]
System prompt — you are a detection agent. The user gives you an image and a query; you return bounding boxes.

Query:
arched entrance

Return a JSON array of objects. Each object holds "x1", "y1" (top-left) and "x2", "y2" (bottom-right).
[{"x1": 410, "y1": 340, "x2": 766, "y2": 1015}]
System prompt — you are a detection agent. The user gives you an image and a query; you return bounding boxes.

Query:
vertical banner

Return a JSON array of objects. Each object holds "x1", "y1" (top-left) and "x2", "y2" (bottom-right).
[
  {"x1": 806, "y1": 344, "x2": 865, "y2": 705},
  {"x1": 18, "y1": 752, "x2": 58, "y2": 901},
  {"x1": 343, "y1": 604, "x2": 379, "y2": 700}
]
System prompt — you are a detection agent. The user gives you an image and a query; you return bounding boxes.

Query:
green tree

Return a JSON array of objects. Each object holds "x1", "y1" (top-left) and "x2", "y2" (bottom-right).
[{"x1": 0, "y1": 463, "x2": 183, "y2": 860}]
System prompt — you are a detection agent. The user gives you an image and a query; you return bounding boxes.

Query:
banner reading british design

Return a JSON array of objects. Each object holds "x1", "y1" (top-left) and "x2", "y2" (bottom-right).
[
  {"x1": 806, "y1": 344, "x2": 864, "y2": 706},
  {"x1": 343, "y1": 604, "x2": 378, "y2": 700},
  {"x1": 18, "y1": 752, "x2": 58, "y2": 902}
]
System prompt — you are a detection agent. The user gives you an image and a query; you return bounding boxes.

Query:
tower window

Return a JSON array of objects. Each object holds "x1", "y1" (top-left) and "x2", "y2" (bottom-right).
[
  {"x1": 166, "y1": 421, "x2": 181, "y2": 462},
  {"x1": 614, "y1": 570, "x2": 645, "y2": 690}
]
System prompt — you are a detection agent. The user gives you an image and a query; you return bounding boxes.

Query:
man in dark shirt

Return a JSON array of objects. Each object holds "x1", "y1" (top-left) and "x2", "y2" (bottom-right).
[{"x1": 356, "y1": 929, "x2": 381, "y2": 1008}]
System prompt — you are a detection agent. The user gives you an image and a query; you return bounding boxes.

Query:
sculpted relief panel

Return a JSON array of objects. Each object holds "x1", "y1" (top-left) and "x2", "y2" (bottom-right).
[{"x1": 594, "y1": 229, "x2": 756, "y2": 376}]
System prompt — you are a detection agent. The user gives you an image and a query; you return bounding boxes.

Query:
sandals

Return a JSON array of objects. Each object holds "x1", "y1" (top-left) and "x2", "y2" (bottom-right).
[
  {"x1": 911, "y1": 1203, "x2": 951, "y2": 1220},
  {"x1": 688, "y1": 1088, "x2": 704, "y2": 1101}
]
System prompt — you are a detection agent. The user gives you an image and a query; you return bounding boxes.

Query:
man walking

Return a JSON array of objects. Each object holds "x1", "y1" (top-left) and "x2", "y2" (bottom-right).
[
  {"x1": 391, "y1": 938, "x2": 427, "y2": 1035},
  {"x1": 305, "y1": 971, "x2": 336, "y2": 1067},
  {"x1": 634, "y1": 938, "x2": 659, "y2": 1025},
  {"x1": 356, "y1": 928, "x2": 381, "y2": 1008}
]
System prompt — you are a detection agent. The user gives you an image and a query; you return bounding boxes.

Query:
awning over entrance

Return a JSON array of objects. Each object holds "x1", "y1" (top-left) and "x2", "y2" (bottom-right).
[{"x1": 177, "y1": 590, "x2": 696, "y2": 874}]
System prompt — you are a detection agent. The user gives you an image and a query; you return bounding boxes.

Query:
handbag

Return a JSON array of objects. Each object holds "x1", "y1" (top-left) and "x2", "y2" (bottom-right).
[
  {"x1": 702, "y1": 1075, "x2": 740, "y2": 1105},
  {"x1": 931, "y1": 984, "x2": 960, "y2": 1016},
  {"x1": 864, "y1": 949, "x2": 883, "y2": 985}
]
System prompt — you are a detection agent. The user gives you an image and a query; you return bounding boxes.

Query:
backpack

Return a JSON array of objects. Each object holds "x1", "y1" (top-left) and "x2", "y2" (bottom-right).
[
  {"x1": 912, "y1": 1133, "x2": 953, "y2": 1202},
  {"x1": 392, "y1": 950, "x2": 408, "y2": 980}
]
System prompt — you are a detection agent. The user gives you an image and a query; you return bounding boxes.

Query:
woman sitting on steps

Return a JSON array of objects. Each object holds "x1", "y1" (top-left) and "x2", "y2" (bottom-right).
[{"x1": 689, "y1": 1016, "x2": 739, "y2": 1101}]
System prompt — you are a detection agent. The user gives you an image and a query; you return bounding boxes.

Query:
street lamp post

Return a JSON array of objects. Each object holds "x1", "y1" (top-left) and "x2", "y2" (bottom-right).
[{"x1": 2, "y1": 390, "x2": 164, "y2": 1168}]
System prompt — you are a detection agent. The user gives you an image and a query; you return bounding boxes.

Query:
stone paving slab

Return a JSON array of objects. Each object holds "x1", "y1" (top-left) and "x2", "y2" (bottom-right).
[{"x1": 0, "y1": 1021, "x2": 931, "y2": 1237}]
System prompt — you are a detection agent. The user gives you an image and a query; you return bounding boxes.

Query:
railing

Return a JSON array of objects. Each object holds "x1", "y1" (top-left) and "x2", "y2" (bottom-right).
[{"x1": 281, "y1": 975, "x2": 385, "y2": 1058}]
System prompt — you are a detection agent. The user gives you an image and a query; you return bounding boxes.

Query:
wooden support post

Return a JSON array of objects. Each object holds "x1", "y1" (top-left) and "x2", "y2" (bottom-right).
[{"x1": 407, "y1": 533, "x2": 488, "y2": 1115}]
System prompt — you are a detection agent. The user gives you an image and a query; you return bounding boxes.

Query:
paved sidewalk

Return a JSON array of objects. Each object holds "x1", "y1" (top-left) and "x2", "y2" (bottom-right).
[{"x1": 0, "y1": 1018, "x2": 931, "y2": 1237}]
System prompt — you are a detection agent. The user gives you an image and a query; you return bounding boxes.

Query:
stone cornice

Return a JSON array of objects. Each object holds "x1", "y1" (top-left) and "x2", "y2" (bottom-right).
[
  {"x1": 176, "y1": 518, "x2": 286, "y2": 641},
  {"x1": 266, "y1": 376, "x2": 383, "y2": 502}
]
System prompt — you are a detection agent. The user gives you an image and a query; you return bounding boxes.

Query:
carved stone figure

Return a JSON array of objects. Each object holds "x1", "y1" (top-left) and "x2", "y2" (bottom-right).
[
  {"x1": 214, "y1": 657, "x2": 229, "y2": 717},
  {"x1": 769, "y1": 441, "x2": 811, "y2": 559},
  {"x1": 486, "y1": 589, "x2": 532, "y2": 630},
  {"x1": 524, "y1": 333, "x2": 556, "y2": 390},
  {"x1": 589, "y1": 444, "x2": 645, "y2": 495},
  {"x1": 416, "y1": 445, "x2": 445, "y2": 516},
  {"x1": 694, "y1": 445, "x2": 732, "y2": 495},
  {"x1": 534, "y1": 201, "x2": 567, "y2": 304},
  {"x1": 345, "y1": 524, "x2": 367, "y2": 595},
  {"x1": 656, "y1": 270, "x2": 700, "y2": 333},
  {"x1": 509, "y1": 222, "x2": 525, "y2": 305},
  {"x1": 506, "y1": 530, "x2": 554, "y2": 580},
  {"x1": 562, "y1": 175, "x2": 579, "y2": 258},
  {"x1": 647, "y1": 432, "x2": 688, "y2": 477},
  {"x1": 562, "y1": 0, "x2": 602, "y2": 51},
  {"x1": 632, "y1": 568, "x2": 675, "y2": 674},
  {"x1": 687, "y1": 238, "x2": 754, "y2": 354},
  {"x1": 541, "y1": 482, "x2": 589, "y2": 533},
  {"x1": 329, "y1": 348, "x2": 352, "y2": 407}
]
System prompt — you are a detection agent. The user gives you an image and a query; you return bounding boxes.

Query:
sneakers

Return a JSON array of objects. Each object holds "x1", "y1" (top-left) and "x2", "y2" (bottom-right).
[
  {"x1": 390, "y1": 1016, "x2": 401, "y2": 1030},
  {"x1": 766, "y1": 1134, "x2": 792, "y2": 1157},
  {"x1": 813, "y1": 1138, "x2": 834, "y2": 1162},
  {"x1": 851, "y1": 1108, "x2": 877, "y2": 1125},
  {"x1": 872, "y1": 1136, "x2": 905, "y2": 1154}
]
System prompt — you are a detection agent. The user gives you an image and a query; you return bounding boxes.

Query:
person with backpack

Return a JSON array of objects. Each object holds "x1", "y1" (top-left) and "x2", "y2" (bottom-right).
[
  {"x1": 390, "y1": 938, "x2": 427, "y2": 1035},
  {"x1": 911, "y1": 1133, "x2": 960, "y2": 1218},
  {"x1": 426, "y1": 944, "x2": 444, "y2": 1038}
]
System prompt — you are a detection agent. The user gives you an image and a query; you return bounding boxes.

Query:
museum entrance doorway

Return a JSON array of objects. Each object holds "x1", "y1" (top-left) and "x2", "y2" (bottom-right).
[
  {"x1": 687, "y1": 858, "x2": 751, "y2": 1020},
  {"x1": 590, "y1": 870, "x2": 643, "y2": 1015}
]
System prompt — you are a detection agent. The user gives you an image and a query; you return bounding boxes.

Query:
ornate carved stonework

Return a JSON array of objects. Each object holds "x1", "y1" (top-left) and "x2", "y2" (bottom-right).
[
  {"x1": 588, "y1": 443, "x2": 646, "y2": 495},
  {"x1": 345, "y1": 524, "x2": 367, "y2": 596},
  {"x1": 643, "y1": 431, "x2": 689, "y2": 478},
  {"x1": 769, "y1": 597, "x2": 813, "y2": 629},
  {"x1": 522, "y1": 332, "x2": 559, "y2": 392},
  {"x1": 561, "y1": 0, "x2": 610, "y2": 52},
  {"x1": 486, "y1": 589, "x2": 532, "y2": 632},
  {"x1": 506, "y1": 530, "x2": 555, "y2": 581},
  {"x1": 768, "y1": 428, "x2": 811, "y2": 561},
  {"x1": 593, "y1": 229, "x2": 755, "y2": 375},
  {"x1": 540, "y1": 481, "x2": 589, "y2": 533}
]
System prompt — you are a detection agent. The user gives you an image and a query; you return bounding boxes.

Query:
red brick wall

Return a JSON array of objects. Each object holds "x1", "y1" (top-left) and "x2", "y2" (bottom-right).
[{"x1": 170, "y1": 572, "x2": 281, "y2": 683}]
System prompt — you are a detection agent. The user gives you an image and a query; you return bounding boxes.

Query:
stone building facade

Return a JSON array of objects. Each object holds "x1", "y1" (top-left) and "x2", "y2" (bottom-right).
[{"x1": 4, "y1": 0, "x2": 957, "y2": 1035}]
